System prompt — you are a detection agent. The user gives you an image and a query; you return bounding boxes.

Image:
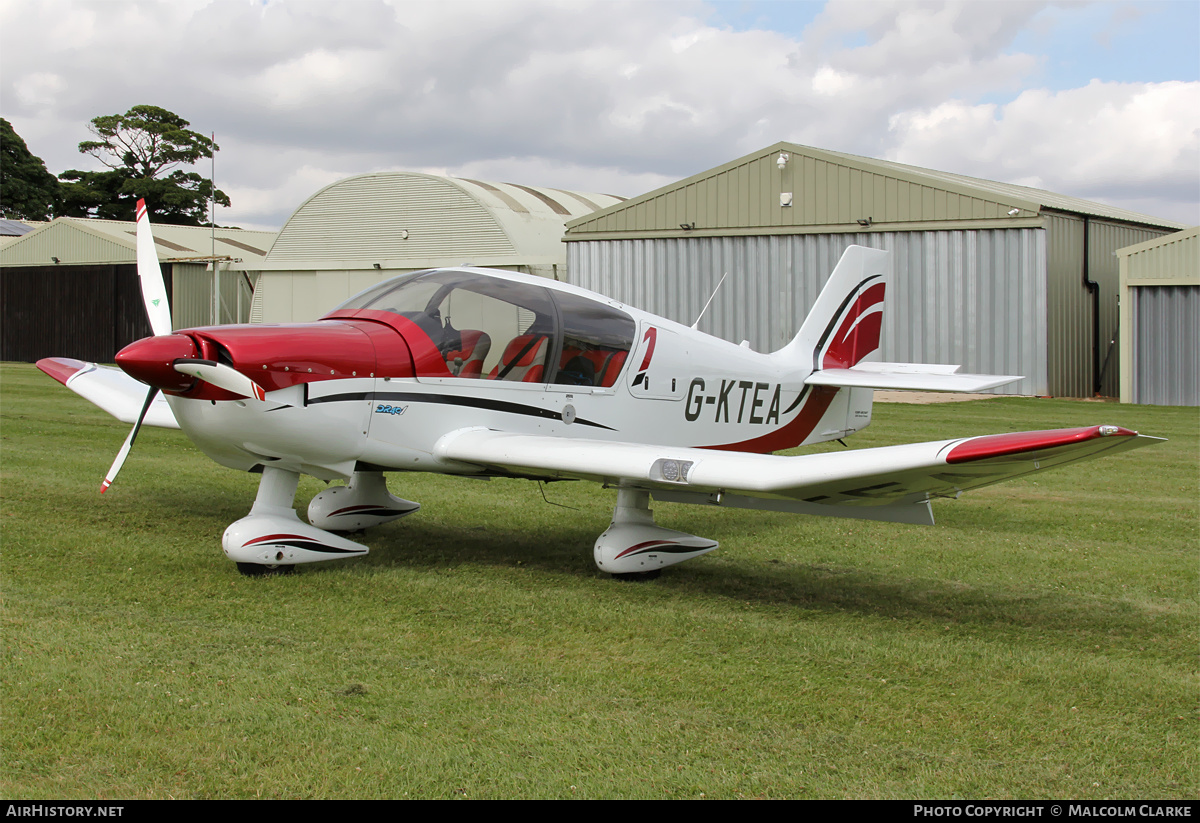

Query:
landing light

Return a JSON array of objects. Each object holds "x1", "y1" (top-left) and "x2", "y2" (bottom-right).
[{"x1": 651, "y1": 458, "x2": 694, "y2": 484}]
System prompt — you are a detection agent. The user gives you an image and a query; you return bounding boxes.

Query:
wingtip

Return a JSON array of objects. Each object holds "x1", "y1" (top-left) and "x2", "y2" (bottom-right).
[
  {"x1": 36, "y1": 357, "x2": 89, "y2": 386},
  {"x1": 946, "y1": 425, "x2": 1142, "y2": 463}
]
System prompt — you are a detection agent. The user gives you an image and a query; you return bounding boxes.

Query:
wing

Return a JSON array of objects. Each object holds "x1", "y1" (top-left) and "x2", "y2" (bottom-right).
[
  {"x1": 36, "y1": 358, "x2": 179, "y2": 429},
  {"x1": 434, "y1": 425, "x2": 1162, "y2": 526}
]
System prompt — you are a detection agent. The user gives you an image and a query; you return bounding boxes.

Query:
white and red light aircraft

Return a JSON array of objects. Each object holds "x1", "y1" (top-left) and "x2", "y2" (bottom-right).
[{"x1": 38, "y1": 199, "x2": 1159, "y2": 577}]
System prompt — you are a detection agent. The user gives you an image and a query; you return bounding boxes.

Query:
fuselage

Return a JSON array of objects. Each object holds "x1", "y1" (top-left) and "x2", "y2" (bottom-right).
[{"x1": 121, "y1": 267, "x2": 872, "y2": 481}]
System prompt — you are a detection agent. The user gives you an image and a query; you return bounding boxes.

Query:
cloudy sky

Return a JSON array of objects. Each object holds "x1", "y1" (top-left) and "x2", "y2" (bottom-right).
[{"x1": 2, "y1": 0, "x2": 1197, "y2": 230}]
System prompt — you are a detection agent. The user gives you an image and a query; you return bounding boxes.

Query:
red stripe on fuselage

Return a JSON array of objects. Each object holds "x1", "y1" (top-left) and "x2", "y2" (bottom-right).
[{"x1": 701, "y1": 385, "x2": 840, "y2": 453}]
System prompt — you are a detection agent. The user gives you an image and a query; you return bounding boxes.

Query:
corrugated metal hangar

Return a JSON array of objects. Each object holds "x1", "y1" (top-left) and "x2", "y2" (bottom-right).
[
  {"x1": 1, "y1": 218, "x2": 276, "y2": 363},
  {"x1": 564, "y1": 141, "x2": 1186, "y2": 398},
  {"x1": 1117, "y1": 227, "x2": 1199, "y2": 406},
  {"x1": 249, "y1": 172, "x2": 624, "y2": 324}
]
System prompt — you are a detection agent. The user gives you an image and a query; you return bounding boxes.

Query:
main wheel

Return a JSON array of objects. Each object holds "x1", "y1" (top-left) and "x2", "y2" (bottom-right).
[{"x1": 236, "y1": 562, "x2": 296, "y2": 577}]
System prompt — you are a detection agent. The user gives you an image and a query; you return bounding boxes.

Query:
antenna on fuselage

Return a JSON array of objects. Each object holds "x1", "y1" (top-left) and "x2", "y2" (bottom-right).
[{"x1": 691, "y1": 271, "x2": 730, "y2": 330}]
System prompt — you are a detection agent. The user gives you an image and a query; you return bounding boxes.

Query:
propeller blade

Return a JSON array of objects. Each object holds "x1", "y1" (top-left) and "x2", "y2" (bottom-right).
[
  {"x1": 101, "y1": 386, "x2": 158, "y2": 493},
  {"x1": 135, "y1": 198, "x2": 172, "y2": 337},
  {"x1": 102, "y1": 202, "x2": 174, "y2": 494},
  {"x1": 173, "y1": 359, "x2": 268, "y2": 401}
]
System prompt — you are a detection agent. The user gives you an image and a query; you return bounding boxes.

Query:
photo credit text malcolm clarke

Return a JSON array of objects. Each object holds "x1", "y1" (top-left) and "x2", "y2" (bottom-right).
[{"x1": 911, "y1": 804, "x2": 1193, "y2": 818}]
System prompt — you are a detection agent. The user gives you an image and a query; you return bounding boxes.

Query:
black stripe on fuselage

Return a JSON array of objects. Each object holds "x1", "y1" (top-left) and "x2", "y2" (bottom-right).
[{"x1": 307, "y1": 390, "x2": 616, "y2": 431}]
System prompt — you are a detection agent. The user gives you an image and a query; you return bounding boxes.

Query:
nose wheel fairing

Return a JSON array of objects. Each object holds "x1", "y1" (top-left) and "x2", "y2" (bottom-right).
[{"x1": 223, "y1": 467, "x2": 369, "y2": 569}]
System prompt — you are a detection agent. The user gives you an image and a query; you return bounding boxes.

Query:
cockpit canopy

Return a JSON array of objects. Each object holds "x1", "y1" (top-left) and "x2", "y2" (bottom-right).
[{"x1": 330, "y1": 269, "x2": 636, "y2": 387}]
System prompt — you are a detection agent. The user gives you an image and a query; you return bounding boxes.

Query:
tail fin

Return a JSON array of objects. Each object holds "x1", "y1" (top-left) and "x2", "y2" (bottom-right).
[
  {"x1": 777, "y1": 245, "x2": 1022, "y2": 394},
  {"x1": 777, "y1": 245, "x2": 888, "y2": 370}
]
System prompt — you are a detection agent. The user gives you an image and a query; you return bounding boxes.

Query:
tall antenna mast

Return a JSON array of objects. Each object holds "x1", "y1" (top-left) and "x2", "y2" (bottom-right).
[
  {"x1": 210, "y1": 132, "x2": 219, "y2": 325},
  {"x1": 691, "y1": 271, "x2": 730, "y2": 329}
]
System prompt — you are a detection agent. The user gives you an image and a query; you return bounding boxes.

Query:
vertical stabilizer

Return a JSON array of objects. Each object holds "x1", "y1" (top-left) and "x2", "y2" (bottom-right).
[{"x1": 769, "y1": 245, "x2": 888, "y2": 445}]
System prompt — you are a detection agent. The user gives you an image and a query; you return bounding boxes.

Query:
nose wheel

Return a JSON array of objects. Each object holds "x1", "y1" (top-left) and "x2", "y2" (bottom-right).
[{"x1": 235, "y1": 562, "x2": 296, "y2": 577}]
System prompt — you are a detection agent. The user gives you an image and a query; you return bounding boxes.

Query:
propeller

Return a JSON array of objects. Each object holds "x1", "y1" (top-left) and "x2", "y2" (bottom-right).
[
  {"x1": 102, "y1": 199, "x2": 270, "y2": 493},
  {"x1": 173, "y1": 359, "x2": 267, "y2": 401}
]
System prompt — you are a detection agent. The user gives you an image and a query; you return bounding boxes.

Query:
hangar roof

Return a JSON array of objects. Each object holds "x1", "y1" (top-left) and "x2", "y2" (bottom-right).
[
  {"x1": 565, "y1": 141, "x2": 1186, "y2": 239},
  {"x1": 0, "y1": 216, "x2": 277, "y2": 267},
  {"x1": 262, "y1": 171, "x2": 624, "y2": 270}
]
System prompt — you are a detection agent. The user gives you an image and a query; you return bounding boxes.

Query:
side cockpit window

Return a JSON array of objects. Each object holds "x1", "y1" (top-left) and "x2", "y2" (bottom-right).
[{"x1": 551, "y1": 291, "x2": 635, "y2": 388}]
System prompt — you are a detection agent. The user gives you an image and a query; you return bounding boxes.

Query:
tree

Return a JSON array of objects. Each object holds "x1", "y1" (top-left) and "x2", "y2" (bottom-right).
[
  {"x1": 57, "y1": 105, "x2": 230, "y2": 225},
  {"x1": 0, "y1": 118, "x2": 61, "y2": 221}
]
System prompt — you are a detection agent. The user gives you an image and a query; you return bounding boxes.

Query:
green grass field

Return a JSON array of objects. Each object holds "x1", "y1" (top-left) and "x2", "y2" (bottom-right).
[{"x1": 2, "y1": 362, "x2": 1196, "y2": 799}]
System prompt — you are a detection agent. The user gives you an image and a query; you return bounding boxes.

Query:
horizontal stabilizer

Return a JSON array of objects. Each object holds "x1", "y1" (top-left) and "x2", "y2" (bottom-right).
[
  {"x1": 806, "y1": 362, "x2": 1022, "y2": 392},
  {"x1": 36, "y1": 358, "x2": 179, "y2": 429}
]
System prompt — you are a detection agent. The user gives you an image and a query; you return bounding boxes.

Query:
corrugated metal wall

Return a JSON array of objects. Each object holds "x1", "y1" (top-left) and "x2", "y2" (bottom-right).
[
  {"x1": 172, "y1": 263, "x2": 254, "y2": 328},
  {"x1": 1043, "y1": 213, "x2": 1167, "y2": 397},
  {"x1": 1131, "y1": 285, "x2": 1200, "y2": 406},
  {"x1": 568, "y1": 228, "x2": 1048, "y2": 395}
]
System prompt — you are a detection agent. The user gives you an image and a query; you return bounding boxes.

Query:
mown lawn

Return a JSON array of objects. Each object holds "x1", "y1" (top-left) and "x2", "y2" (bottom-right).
[{"x1": 2, "y1": 362, "x2": 1195, "y2": 799}]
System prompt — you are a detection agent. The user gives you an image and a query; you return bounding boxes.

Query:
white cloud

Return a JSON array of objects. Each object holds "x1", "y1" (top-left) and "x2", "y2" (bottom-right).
[
  {"x1": 12, "y1": 72, "x2": 65, "y2": 111},
  {"x1": 887, "y1": 80, "x2": 1200, "y2": 221}
]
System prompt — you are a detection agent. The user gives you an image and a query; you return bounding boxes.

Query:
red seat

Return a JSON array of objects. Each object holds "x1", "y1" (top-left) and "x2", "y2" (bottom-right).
[
  {"x1": 444, "y1": 330, "x2": 491, "y2": 378},
  {"x1": 588, "y1": 349, "x2": 627, "y2": 387},
  {"x1": 487, "y1": 334, "x2": 548, "y2": 382}
]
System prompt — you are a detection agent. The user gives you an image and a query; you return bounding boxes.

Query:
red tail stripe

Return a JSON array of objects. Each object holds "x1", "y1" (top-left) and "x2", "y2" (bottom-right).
[{"x1": 823, "y1": 282, "x2": 885, "y2": 369}]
